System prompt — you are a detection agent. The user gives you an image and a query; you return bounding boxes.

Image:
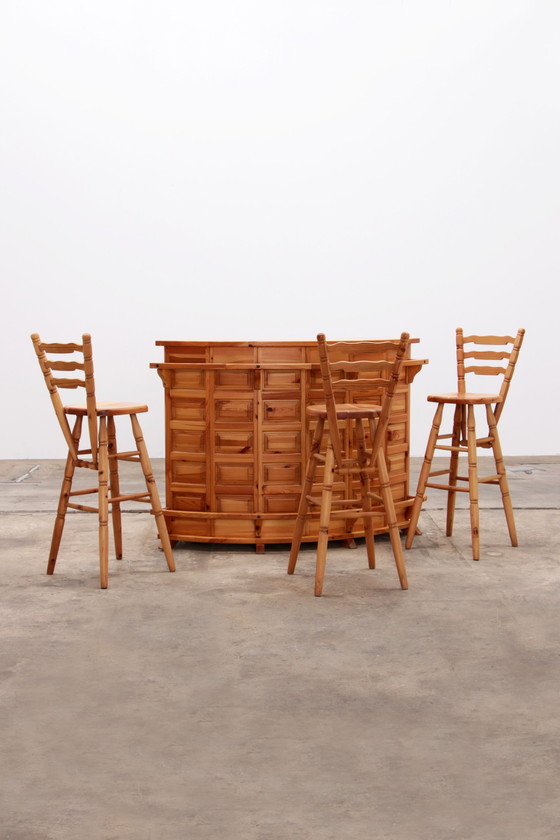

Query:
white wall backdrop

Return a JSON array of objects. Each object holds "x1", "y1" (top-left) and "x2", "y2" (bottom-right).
[{"x1": 2, "y1": 1, "x2": 558, "y2": 459}]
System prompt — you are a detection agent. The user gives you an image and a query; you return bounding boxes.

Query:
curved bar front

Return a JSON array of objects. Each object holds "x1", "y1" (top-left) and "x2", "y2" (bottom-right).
[{"x1": 151, "y1": 340, "x2": 427, "y2": 552}]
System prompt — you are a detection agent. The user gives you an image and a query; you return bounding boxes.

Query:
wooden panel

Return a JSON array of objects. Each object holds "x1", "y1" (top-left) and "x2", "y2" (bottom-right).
[
  {"x1": 164, "y1": 349, "x2": 207, "y2": 364},
  {"x1": 308, "y1": 367, "x2": 323, "y2": 385},
  {"x1": 258, "y1": 346, "x2": 305, "y2": 363},
  {"x1": 215, "y1": 370, "x2": 254, "y2": 389},
  {"x1": 263, "y1": 370, "x2": 301, "y2": 388},
  {"x1": 259, "y1": 519, "x2": 301, "y2": 540},
  {"x1": 215, "y1": 462, "x2": 254, "y2": 485},
  {"x1": 215, "y1": 430, "x2": 254, "y2": 454},
  {"x1": 171, "y1": 427, "x2": 205, "y2": 453},
  {"x1": 173, "y1": 494, "x2": 207, "y2": 512},
  {"x1": 215, "y1": 399, "x2": 254, "y2": 423},
  {"x1": 211, "y1": 346, "x2": 255, "y2": 363},
  {"x1": 214, "y1": 519, "x2": 255, "y2": 539},
  {"x1": 172, "y1": 461, "x2": 206, "y2": 483},
  {"x1": 217, "y1": 496, "x2": 254, "y2": 513},
  {"x1": 263, "y1": 462, "x2": 301, "y2": 485},
  {"x1": 172, "y1": 398, "x2": 205, "y2": 422},
  {"x1": 263, "y1": 430, "x2": 301, "y2": 455},
  {"x1": 166, "y1": 515, "x2": 213, "y2": 538},
  {"x1": 263, "y1": 495, "x2": 301, "y2": 514},
  {"x1": 263, "y1": 399, "x2": 300, "y2": 423},
  {"x1": 172, "y1": 369, "x2": 205, "y2": 389}
]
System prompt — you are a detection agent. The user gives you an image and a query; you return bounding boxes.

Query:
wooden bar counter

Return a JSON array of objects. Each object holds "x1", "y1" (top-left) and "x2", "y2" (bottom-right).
[{"x1": 151, "y1": 340, "x2": 427, "y2": 551}]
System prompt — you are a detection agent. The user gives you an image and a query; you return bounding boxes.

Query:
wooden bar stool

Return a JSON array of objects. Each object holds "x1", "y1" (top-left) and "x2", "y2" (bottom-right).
[
  {"x1": 31, "y1": 333, "x2": 176, "y2": 588},
  {"x1": 288, "y1": 332, "x2": 410, "y2": 596},
  {"x1": 405, "y1": 329, "x2": 525, "y2": 560}
]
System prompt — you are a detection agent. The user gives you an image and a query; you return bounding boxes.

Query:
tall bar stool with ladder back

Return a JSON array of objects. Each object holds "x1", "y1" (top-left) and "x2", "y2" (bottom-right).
[
  {"x1": 405, "y1": 328, "x2": 525, "y2": 561},
  {"x1": 288, "y1": 332, "x2": 410, "y2": 596},
  {"x1": 31, "y1": 333, "x2": 176, "y2": 588}
]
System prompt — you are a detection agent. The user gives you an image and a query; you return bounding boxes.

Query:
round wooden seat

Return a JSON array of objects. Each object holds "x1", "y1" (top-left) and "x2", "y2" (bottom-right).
[
  {"x1": 307, "y1": 402, "x2": 382, "y2": 420},
  {"x1": 427, "y1": 392, "x2": 503, "y2": 405},
  {"x1": 64, "y1": 401, "x2": 149, "y2": 416}
]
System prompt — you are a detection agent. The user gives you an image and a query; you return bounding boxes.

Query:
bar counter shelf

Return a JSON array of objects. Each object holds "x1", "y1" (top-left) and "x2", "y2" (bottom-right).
[{"x1": 151, "y1": 340, "x2": 428, "y2": 552}]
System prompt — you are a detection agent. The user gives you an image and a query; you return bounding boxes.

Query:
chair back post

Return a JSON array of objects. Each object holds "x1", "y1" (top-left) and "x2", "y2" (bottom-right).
[
  {"x1": 456, "y1": 328, "x2": 466, "y2": 394},
  {"x1": 317, "y1": 333, "x2": 344, "y2": 468},
  {"x1": 494, "y1": 328, "x2": 525, "y2": 424},
  {"x1": 316, "y1": 333, "x2": 345, "y2": 468},
  {"x1": 369, "y1": 332, "x2": 410, "y2": 457},
  {"x1": 82, "y1": 334, "x2": 99, "y2": 465}
]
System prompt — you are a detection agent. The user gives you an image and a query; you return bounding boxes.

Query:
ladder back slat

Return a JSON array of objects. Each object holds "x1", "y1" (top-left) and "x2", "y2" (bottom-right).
[
  {"x1": 463, "y1": 366, "x2": 506, "y2": 376},
  {"x1": 463, "y1": 335, "x2": 515, "y2": 345},
  {"x1": 40, "y1": 342, "x2": 84, "y2": 353},
  {"x1": 52, "y1": 377, "x2": 87, "y2": 389},
  {"x1": 333, "y1": 378, "x2": 388, "y2": 390},
  {"x1": 327, "y1": 359, "x2": 394, "y2": 372},
  {"x1": 48, "y1": 361, "x2": 87, "y2": 371},
  {"x1": 463, "y1": 350, "x2": 511, "y2": 360},
  {"x1": 326, "y1": 340, "x2": 404, "y2": 354}
]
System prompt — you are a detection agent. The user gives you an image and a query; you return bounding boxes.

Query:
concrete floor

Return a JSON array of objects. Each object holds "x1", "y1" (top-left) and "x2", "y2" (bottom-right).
[{"x1": 1, "y1": 457, "x2": 559, "y2": 840}]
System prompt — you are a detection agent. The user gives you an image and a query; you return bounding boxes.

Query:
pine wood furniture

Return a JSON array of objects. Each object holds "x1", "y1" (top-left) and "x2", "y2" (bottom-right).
[
  {"x1": 152, "y1": 339, "x2": 427, "y2": 552},
  {"x1": 405, "y1": 329, "x2": 525, "y2": 560},
  {"x1": 288, "y1": 333, "x2": 410, "y2": 596},
  {"x1": 31, "y1": 333, "x2": 176, "y2": 588}
]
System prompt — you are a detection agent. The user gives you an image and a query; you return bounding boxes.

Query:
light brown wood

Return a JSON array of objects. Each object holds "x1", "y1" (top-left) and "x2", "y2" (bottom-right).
[
  {"x1": 48, "y1": 415, "x2": 82, "y2": 573},
  {"x1": 427, "y1": 393, "x2": 501, "y2": 405},
  {"x1": 107, "y1": 415, "x2": 123, "y2": 560},
  {"x1": 287, "y1": 417, "x2": 324, "y2": 574},
  {"x1": 31, "y1": 332, "x2": 176, "y2": 588},
  {"x1": 289, "y1": 333, "x2": 411, "y2": 596},
  {"x1": 314, "y1": 442, "x2": 335, "y2": 596},
  {"x1": 466, "y1": 403, "x2": 480, "y2": 560},
  {"x1": 486, "y1": 402, "x2": 518, "y2": 547},
  {"x1": 406, "y1": 328, "x2": 525, "y2": 560},
  {"x1": 446, "y1": 404, "x2": 462, "y2": 535},
  {"x1": 98, "y1": 414, "x2": 110, "y2": 589},
  {"x1": 152, "y1": 340, "x2": 427, "y2": 550},
  {"x1": 356, "y1": 417, "x2": 375, "y2": 569}
]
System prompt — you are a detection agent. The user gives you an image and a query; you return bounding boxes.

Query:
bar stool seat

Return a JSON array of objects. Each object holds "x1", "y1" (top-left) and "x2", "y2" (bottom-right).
[
  {"x1": 65, "y1": 401, "x2": 149, "y2": 416},
  {"x1": 427, "y1": 392, "x2": 501, "y2": 404}
]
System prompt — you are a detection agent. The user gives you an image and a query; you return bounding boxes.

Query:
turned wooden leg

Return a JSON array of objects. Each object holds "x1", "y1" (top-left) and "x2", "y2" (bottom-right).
[
  {"x1": 466, "y1": 404, "x2": 480, "y2": 561},
  {"x1": 486, "y1": 404, "x2": 518, "y2": 547},
  {"x1": 288, "y1": 418, "x2": 323, "y2": 575},
  {"x1": 377, "y1": 447, "x2": 408, "y2": 590},
  {"x1": 446, "y1": 404, "x2": 462, "y2": 537},
  {"x1": 98, "y1": 416, "x2": 110, "y2": 589},
  {"x1": 107, "y1": 416, "x2": 123, "y2": 560},
  {"x1": 48, "y1": 416, "x2": 82, "y2": 575},
  {"x1": 356, "y1": 418, "x2": 375, "y2": 569},
  {"x1": 130, "y1": 414, "x2": 176, "y2": 573},
  {"x1": 315, "y1": 442, "x2": 335, "y2": 597},
  {"x1": 406, "y1": 403, "x2": 444, "y2": 549}
]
